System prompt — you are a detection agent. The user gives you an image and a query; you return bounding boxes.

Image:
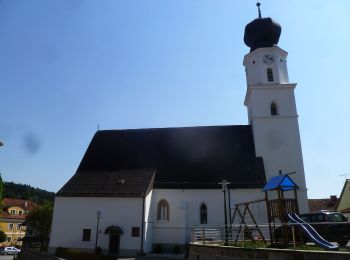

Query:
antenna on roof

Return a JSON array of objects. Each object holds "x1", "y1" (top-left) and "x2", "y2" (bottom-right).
[
  {"x1": 97, "y1": 124, "x2": 100, "y2": 131},
  {"x1": 256, "y1": 1, "x2": 262, "y2": 18}
]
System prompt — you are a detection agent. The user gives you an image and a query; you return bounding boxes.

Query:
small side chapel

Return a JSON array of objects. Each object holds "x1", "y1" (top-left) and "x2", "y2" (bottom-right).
[{"x1": 49, "y1": 5, "x2": 309, "y2": 257}]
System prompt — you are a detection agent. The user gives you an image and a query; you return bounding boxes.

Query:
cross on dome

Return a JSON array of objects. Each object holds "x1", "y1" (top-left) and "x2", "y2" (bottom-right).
[{"x1": 256, "y1": 1, "x2": 262, "y2": 18}]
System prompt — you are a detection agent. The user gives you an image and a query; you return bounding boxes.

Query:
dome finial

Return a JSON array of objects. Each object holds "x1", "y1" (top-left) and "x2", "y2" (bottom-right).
[{"x1": 256, "y1": 1, "x2": 262, "y2": 18}]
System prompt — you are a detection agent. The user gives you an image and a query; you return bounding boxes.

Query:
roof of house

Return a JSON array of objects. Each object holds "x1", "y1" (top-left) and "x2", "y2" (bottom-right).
[
  {"x1": 308, "y1": 196, "x2": 338, "y2": 213},
  {"x1": 3, "y1": 198, "x2": 37, "y2": 211},
  {"x1": 57, "y1": 169, "x2": 155, "y2": 197},
  {"x1": 58, "y1": 125, "x2": 266, "y2": 196},
  {"x1": 0, "y1": 198, "x2": 37, "y2": 220}
]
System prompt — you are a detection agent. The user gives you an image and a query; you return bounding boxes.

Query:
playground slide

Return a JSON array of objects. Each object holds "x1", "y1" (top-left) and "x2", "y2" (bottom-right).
[{"x1": 287, "y1": 213, "x2": 338, "y2": 251}]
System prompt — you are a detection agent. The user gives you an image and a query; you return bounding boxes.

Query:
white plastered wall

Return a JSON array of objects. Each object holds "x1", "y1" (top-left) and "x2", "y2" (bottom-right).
[
  {"x1": 337, "y1": 181, "x2": 350, "y2": 212},
  {"x1": 49, "y1": 196, "x2": 143, "y2": 255},
  {"x1": 150, "y1": 188, "x2": 267, "y2": 245},
  {"x1": 143, "y1": 191, "x2": 153, "y2": 253}
]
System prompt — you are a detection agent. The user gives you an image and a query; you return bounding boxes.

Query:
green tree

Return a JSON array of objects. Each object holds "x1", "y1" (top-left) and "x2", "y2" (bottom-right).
[
  {"x1": 0, "y1": 230, "x2": 6, "y2": 243},
  {"x1": 0, "y1": 175, "x2": 4, "y2": 199},
  {"x1": 0, "y1": 174, "x2": 4, "y2": 213},
  {"x1": 25, "y1": 202, "x2": 53, "y2": 251},
  {"x1": 3, "y1": 182, "x2": 55, "y2": 205}
]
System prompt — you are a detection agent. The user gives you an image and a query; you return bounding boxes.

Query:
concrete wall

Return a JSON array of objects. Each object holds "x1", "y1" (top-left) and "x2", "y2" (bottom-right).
[
  {"x1": 49, "y1": 196, "x2": 144, "y2": 256},
  {"x1": 189, "y1": 244, "x2": 350, "y2": 260}
]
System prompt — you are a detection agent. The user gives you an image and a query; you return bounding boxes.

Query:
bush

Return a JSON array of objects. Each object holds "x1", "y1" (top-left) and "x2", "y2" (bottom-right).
[
  {"x1": 173, "y1": 245, "x2": 181, "y2": 254},
  {"x1": 67, "y1": 251, "x2": 116, "y2": 260},
  {"x1": 55, "y1": 247, "x2": 69, "y2": 258},
  {"x1": 95, "y1": 246, "x2": 102, "y2": 255},
  {"x1": 154, "y1": 244, "x2": 162, "y2": 253},
  {"x1": 0, "y1": 231, "x2": 6, "y2": 243}
]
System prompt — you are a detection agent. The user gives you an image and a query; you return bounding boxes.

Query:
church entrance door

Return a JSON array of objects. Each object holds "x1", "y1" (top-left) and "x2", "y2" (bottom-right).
[
  {"x1": 104, "y1": 226, "x2": 123, "y2": 255},
  {"x1": 109, "y1": 233, "x2": 120, "y2": 254}
]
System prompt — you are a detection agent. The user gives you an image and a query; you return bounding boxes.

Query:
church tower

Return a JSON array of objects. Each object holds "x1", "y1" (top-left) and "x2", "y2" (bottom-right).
[{"x1": 243, "y1": 4, "x2": 309, "y2": 213}]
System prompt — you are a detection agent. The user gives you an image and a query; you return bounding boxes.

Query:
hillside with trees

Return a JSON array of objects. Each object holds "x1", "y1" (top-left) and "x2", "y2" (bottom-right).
[{"x1": 3, "y1": 182, "x2": 55, "y2": 205}]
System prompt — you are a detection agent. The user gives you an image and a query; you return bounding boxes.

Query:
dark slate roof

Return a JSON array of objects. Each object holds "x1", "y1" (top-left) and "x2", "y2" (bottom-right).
[
  {"x1": 59, "y1": 125, "x2": 265, "y2": 193},
  {"x1": 57, "y1": 169, "x2": 155, "y2": 197}
]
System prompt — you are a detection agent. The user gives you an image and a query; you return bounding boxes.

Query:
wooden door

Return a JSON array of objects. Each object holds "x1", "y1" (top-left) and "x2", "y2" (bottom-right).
[{"x1": 109, "y1": 234, "x2": 120, "y2": 254}]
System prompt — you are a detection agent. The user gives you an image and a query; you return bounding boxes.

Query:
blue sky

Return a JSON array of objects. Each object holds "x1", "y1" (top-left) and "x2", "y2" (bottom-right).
[{"x1": 0, "y1": 0, "x2": 349, "y2": 199}]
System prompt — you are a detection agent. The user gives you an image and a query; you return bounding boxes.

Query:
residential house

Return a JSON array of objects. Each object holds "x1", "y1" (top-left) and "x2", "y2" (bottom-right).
[
  {"x1": 336, "y1": 179, "x2": 350, "y2": 218},
  {"x1": 0, "y1": 198, "x2": 37, "y2": 246},
  {"x1": 308, "y1": 195, "x2": 338, "y2": 213}
]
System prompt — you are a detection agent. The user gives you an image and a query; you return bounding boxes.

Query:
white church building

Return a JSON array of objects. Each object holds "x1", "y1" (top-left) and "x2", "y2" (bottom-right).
[{"x1": 49, "y1": 9, "x2": 309, "y2": 257}]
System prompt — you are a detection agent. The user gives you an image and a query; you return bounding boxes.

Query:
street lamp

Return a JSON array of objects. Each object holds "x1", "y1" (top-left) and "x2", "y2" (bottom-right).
[
  {"x1": 95, "y1": 210, "x2": 102, "y2": 253},
  {"x1": 219, "y1": 180, "x2": 230, "y2": 246}
]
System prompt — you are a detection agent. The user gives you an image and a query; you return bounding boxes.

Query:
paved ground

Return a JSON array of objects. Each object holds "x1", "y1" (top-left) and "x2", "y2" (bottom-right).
[
  {"x1": 0, "y1": 255, "x2": 16, "y2": 260},
  {"x1": 0, "y1": 255, "x2": 182, "y2": 260},
  {"x1": 120, "y1": 258, "x2": 186, "y2": 260},
  {"x1": 0, "y1": 254, "x2": 184, "y2": 260}
]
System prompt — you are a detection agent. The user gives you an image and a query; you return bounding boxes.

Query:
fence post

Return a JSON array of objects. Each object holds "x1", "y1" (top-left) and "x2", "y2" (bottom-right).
[
  {"x1": 242, "y1": 225, "x2": 245, "y2": 247},
  {"x1": 292, "y1": 225, "x2": 296, "y2": 249},
  {"x1": 202, "y1": 225, "x2": 205, "y2": 245}
]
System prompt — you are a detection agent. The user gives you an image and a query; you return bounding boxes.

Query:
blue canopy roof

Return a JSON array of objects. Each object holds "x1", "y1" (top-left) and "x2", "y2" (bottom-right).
[{"x1": 262, "y1": 174, "x2": 299, "y2": 191}]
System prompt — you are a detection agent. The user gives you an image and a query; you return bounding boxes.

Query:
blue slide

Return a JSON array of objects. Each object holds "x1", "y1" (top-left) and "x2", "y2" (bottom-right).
[{"x1": 287, "y1": 213, "x2": 339, "y2": 251}]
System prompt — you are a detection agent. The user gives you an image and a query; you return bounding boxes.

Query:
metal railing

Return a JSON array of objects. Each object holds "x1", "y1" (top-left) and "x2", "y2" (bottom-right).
[
  {"x1": 191, "y1": 222, "x2": 350, "y2": 248},
  {"x1": 191, "y1": 224, "x2": 271, "y2": 246}
]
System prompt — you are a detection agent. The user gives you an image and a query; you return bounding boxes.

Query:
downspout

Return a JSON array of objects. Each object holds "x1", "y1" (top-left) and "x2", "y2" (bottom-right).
[{"x1": 140, "y1": 195, "x2": 145, "y2": 256}]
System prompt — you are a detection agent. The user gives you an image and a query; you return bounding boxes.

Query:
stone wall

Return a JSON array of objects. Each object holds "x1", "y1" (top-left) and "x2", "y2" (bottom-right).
[{"x1": 189, "y1": 243, "x2": 350, "y2": 260}]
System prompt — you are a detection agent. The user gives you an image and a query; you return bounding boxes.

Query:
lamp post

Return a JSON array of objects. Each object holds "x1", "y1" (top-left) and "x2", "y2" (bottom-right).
[
  {"x1": 219, "y1": 180, "x2": 230, "y2": 245},
  {"x1": 95, "y1": 210, "x2": 102, "y2": 253}
]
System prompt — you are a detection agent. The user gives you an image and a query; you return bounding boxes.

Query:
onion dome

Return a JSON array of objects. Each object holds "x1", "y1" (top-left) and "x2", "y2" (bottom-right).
[{"x1": 244, "y1": 2, "x2": 281, "y2": 52}]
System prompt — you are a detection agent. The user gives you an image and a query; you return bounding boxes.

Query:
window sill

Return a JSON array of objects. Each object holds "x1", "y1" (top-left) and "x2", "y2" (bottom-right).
[{"x1": 157, "y1": 220, "x2": 169, "y2": 223}]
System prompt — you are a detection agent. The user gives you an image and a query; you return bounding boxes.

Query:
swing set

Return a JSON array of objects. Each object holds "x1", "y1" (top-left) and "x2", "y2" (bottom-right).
[
  {"x1": 229, "y1": 172, "x2": 300, "y2": 245},
  {"x1": 230, "y1": 199, "x2": 267, "y2": 244}
]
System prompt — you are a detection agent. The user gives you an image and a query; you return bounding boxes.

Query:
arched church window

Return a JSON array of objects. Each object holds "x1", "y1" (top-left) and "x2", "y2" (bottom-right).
[
  {"x1": 200, "y1": 203, "x2": 207, "y2": 224},
  {"x1": 157, "y1": 199, "x2": 169, "y2": 221},
  {"x1": 271, "y1": 102, "x2": 278, "y2": 116},
  {"x1": 267, "y1": 68, "x2": 274, "y2": 82}
]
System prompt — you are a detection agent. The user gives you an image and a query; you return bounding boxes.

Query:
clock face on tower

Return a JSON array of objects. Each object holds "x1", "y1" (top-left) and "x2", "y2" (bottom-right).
[{"x1": 263, "y1": 54, "x2": 274, "y2": 65}]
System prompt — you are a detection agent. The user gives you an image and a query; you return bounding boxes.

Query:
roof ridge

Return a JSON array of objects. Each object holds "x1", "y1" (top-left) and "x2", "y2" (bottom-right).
[{"x1": 96, "y1": 124, "x2": 250, "y2": 133}]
